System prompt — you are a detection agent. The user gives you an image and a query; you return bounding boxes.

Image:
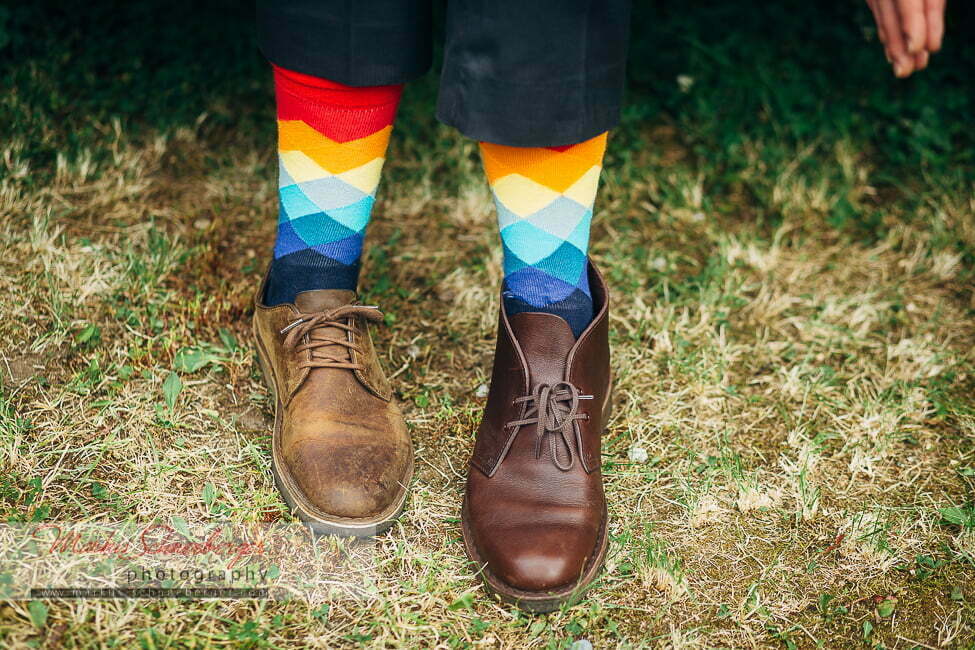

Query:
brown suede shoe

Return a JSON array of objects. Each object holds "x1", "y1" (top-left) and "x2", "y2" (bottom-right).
[
  {"x1": 252, "y1": 271, "x2": 413, "y2": 536},
  {"x1": 462, "y1": 263, "x2": 612, "y2": 612}
]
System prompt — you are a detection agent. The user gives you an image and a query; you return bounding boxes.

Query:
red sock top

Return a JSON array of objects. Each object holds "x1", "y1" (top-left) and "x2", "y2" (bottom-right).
[{"x1": 273, "y1": 64, "x2": 403, "y2": 142}]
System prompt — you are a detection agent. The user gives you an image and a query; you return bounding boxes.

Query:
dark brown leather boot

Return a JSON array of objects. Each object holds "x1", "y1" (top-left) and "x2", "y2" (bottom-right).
[
  {"x1": 252, "y1": 271, "x2": 413, "y2": 536},
  {"x1": 462, "y1": 263, "x2": 612, "y2": 612}
]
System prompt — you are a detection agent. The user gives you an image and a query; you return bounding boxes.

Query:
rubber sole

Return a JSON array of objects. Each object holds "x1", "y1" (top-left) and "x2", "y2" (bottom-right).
[{"x1": 254, "y1": 326, "x2": 412, "y2": 538}]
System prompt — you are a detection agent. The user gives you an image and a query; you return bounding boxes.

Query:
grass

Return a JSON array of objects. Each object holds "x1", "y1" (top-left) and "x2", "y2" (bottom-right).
[{"x1": 1, "y1": 0, "x2": 974, "y2": 646}]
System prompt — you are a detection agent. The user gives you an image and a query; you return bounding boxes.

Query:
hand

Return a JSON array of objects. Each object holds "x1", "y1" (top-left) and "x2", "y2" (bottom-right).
[{"x1": 865, "y1": 0, "x2": 946, "y2": 77}]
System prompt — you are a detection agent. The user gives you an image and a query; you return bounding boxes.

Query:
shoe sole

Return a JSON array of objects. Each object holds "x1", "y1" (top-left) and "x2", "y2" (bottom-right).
[
  {"x1": 461, "y1": 384, "x2": 614, "y2": 613},
  {"x1": 254, "y1": 326, "x2": 413, "y2": 538}
]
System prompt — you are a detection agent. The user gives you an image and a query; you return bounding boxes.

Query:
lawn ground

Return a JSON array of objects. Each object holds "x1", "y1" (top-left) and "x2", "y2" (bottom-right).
[{"x1": 1, "y1": 1, "x2": 974, "y2": 647}]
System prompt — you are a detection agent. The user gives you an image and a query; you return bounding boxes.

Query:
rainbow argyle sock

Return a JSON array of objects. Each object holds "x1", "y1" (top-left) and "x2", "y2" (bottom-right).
[
  {"x1": 264, "y1": 65, "x2": 402, "y2": 306},
  {"x1": 480, "y1": 133, "x2": 607, "y2": 338}
]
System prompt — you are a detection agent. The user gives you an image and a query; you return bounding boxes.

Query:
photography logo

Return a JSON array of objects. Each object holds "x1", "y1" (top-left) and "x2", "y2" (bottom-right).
[{"x1": 0, "y1": 521, "x2": 378, "y2": 601}]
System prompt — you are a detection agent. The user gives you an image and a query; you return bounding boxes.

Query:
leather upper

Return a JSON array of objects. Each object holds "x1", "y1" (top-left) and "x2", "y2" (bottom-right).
[
  {"x1": 254, "y1": 284, "x2": 412, "y2": 520},
  {"x1": 465, "y1": 264, "x2": 611, "y2": 592}
]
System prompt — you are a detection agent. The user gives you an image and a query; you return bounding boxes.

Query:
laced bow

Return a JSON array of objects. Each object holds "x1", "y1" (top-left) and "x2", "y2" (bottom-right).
[
  {"x1": 279, "y1": 305, "x2": 384, "y2": 370},
  {"x1": 505, "y1": 381, "x2": 593, "y2": 471}
]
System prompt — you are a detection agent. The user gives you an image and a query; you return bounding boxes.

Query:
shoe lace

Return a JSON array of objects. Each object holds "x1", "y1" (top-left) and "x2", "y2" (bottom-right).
[
  {"x1": 504, "y1": 381, "x2": 593, "y2": 471},
  {"x1": 279, "y1": 305, "x2": 384, "y2": 371}
]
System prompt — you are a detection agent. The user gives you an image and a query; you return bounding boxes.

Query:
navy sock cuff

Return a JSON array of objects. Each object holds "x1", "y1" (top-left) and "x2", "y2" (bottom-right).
[
  {"x1": 264, "y1": 250, "x2": 359, "y2": 306},
  {"x1": 503, "y1": 288, "x2": 594, "y2": 339}
]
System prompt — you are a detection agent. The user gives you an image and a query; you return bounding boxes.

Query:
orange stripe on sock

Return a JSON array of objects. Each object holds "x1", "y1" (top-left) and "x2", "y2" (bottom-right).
[
  {"x1": 278, "y1": 121, "x2": 393, "y2": 174},
  {"x1": 480, "y1": 133, "x2": 607, "y2": 192}
]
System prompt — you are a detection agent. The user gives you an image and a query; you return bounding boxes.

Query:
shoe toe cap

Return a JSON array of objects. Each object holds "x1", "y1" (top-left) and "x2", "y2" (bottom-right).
[
  {"x1": 501, "y1": 548, "x2": 584, "y2": 592},
  {"x1": 479, "y1": 524, "x2": 596, "y2": 592},
  {"x1": 284, "y1": 434, "x2": 410, "y2": 519}
]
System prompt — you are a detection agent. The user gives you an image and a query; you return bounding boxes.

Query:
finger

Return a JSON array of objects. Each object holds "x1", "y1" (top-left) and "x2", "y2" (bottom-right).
[
  {"x1": 925, "y1": 0, "x2": 945, "y2": 51},
  {"x1": 895, "y1": 0, "x2": 927, "y2": 53},
  {"x1": 877, "y1": 0, "x2": 914, "y2": 75},
  {"x1": 869, "y1": 0, "x2": 890, "y2": 43},
  {"x1": 914, "y1": 50, "x2": 929, "y2": 71}
]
